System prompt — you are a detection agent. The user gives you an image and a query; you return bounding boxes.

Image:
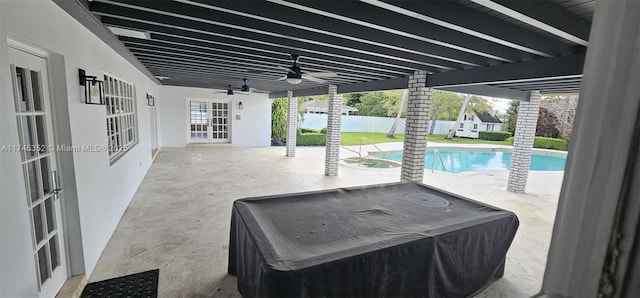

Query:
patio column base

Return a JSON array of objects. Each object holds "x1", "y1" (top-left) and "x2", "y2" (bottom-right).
[
  {"x1": 401, "y1": 70, "x2": 432, "y2": 183},
  {"x1": 507, "y1": 91, "x2": 541, "y2": 193}
]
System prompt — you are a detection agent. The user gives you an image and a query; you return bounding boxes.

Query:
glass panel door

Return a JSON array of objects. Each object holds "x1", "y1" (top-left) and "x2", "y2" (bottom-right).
[
  {"x1": 187, "y1": 99, "x2": 230, "y2": 143},
  {"x1": 189, "y1": 101, "x2": 209, "y2": 143},
  {"x1": 210, "y1": 101, "x2": 230, "y2": 142},
  {"x1": 9, "y1": 47, "x2": 67, "y2": 297}
]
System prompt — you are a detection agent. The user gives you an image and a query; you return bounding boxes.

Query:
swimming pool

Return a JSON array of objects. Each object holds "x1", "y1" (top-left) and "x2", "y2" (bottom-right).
[{"x1": 373, "y1": 149, "x2": 566, "y2": 173}]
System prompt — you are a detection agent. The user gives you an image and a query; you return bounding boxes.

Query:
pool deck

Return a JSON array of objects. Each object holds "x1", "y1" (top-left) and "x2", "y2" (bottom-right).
[{"x1": 89, "y1": 143, "x2": 563, "y2": 297}]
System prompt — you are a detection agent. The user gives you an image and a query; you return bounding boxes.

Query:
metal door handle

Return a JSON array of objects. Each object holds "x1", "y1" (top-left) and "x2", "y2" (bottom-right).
[{"x1": 52, "y1": 170, "x2": 63, "y2": 199}]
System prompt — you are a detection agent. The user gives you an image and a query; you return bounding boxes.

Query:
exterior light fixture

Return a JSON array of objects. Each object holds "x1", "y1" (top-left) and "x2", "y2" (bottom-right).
[
  {"x1": 79, "y1": 68, "x2": 105, "y2": 105},
  {"x1": 238, "y1": 101, "x2": 244, "y2": 110},
  {"x1": 146, "y1": 93, "x2": 155, "y2": 106}
]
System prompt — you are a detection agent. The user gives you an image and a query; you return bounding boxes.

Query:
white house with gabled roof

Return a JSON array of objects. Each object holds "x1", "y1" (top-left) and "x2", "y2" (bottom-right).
[{"x1": 455, "y1": 111, "x2": 503, "y2": 138}]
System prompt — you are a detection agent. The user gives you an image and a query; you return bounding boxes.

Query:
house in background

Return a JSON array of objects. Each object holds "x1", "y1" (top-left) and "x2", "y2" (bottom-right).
[
  {"x1": 455, "y1": 111, "x2": 503, "y2": 138},
  {"x1": 301, "y1": 100, "x2": 358, "y2": 115}
]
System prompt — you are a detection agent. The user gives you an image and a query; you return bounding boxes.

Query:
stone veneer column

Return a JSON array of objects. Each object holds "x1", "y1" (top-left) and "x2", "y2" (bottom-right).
[
  {"x1": 286, "y1": 90, "x2": 297, "y2": 157},
  {"x1": 401, "y1": 70, "x2": 432, "y2": 182},
  {"x1": 324, "y1": 85, "x2": 342, "y2": 176},
  {"x1": 507, "y1": 91, "x2": 541, "y2": 193}
]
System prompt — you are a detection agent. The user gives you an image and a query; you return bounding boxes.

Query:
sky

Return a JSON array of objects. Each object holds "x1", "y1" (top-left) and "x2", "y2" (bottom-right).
[{"x1": 488, "y1": 97, "x2": 512, "y2": 114}]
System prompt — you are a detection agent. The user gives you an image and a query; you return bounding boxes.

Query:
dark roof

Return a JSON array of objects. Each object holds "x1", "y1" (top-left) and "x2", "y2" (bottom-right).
[
  {"x1": 55, "y1": 0, "x2": 593, "y2": 100},
  {"x1": 475, "y1": 111, "x2": 502, "y2": 123}
]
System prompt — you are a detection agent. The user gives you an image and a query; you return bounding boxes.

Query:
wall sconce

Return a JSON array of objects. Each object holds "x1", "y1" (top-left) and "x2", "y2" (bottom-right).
[
  {"x1": 79, "y1": 69, "x2": 105, "y2": 105},
  {"x1": 147, "y1": 93, "x2": 155, "y2": 106},
  {"x1": 238, "y1": 101, "x2": 244, "y2": 110}
]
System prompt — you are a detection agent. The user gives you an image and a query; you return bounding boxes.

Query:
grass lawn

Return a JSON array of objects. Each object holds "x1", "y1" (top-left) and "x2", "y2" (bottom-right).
[
  {"x1": 340, "y1": 132, "x2": 514, "y2": 146},
  {"x1": 341, "y1": 132, "x2": 405, "y2": 145}
]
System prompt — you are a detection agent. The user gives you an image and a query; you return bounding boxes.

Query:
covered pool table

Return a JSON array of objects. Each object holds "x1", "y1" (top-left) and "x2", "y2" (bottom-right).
[{"x1": 228, "y1": 182, "x2": 518, "y2": 297}]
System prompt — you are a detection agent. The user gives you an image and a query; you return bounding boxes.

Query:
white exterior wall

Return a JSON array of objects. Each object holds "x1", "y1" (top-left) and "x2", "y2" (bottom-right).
[
  {"x1": 456, "y1": 114, "x2": 502, "y2": 138},
  {"x1": 158, "y1": 86, "x2": 271, "y2": 147},
  {"x1": 1, "y1": 1, "x2": 159, "y2": 296},
  {"x1": 455, "y1": 115, "x2": 482, "y2": 138}
]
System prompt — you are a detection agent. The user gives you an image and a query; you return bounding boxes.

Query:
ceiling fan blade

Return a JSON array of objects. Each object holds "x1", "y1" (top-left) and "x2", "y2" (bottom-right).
[
  {"x1": 250, "y1": 88, "x2": 270, "y2": 94},
  {"x1": 276, "y1": 75, "x2": 288, "y2": 81},
  {"x1": 302, "y1": 75, "x2": 327, "y2": 84},
  {"x1": 304, "y1": 71, "x2": 337, "y2": 78},
  {"x1": 277, "y1": 66, "x2": 296, "y2": 74}
]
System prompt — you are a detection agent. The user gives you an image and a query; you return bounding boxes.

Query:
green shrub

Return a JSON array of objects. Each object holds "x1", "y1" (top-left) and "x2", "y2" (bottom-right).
[
  {"x1": 478, "y1": 131, "x2": 512, "y2": 141},
  {"x1": 320, "y1": 127, "x2": 327, "y2": 134},
  {"x1": 534, "y1": 137, "x2": 568, "y2": 151},
  {"x1": 300, "y1": 128, "x2": 319, "y2": 133},
  {"x1": 297, "y1": 133, "x2": 326, "y2": 146}
]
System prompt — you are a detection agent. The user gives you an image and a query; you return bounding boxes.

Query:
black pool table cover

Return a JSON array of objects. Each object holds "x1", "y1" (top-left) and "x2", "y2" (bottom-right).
[{"x1": 228, "y1": 182, "x2": 519, "y2": 298}]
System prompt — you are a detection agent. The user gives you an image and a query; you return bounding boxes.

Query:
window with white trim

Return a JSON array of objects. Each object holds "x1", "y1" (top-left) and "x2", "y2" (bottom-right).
[{"x1": 104, "y1": 74, "x2": 138, "y2": 163}]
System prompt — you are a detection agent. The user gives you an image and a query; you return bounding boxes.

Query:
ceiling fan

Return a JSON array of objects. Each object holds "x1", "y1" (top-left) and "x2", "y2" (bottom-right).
[
  {"x1": 213, "y1": 78, "x2": 269, "y2": 95},
  {"x1": 278, "y1": 54, "x2": 337, "y2": 84}
]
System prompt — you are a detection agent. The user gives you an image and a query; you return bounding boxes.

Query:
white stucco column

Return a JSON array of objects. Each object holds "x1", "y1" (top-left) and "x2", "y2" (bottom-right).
[
  {"x1": 324, "y1": 85, "x2": 342, "y2": 176},
  {"x1": 401, "y1": 70, "x2": 432, "y2": 182},
  {"x1": 542, "y1": 1, "x2": 640, "y2": 297},
  {"x1": 286, "y1": 90, "x2": 297, "y2": 157},
  {"x1": 507, "y1": 91, "x2": 541, "y2": 193}
]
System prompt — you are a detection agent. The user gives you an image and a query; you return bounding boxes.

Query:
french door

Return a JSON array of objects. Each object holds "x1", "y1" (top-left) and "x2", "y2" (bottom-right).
[
  {"x1": 188, "y1": 99, "x2": 230, "y2": 143},
  {"x1": 9, "y1": 46, "x2": 68, "y2": 297}
]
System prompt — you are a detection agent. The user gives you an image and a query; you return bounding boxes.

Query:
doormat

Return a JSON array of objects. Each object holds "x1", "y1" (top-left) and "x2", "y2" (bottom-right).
[{"x1": 81, "y1": 269, "x2": 159, "y2": 298}]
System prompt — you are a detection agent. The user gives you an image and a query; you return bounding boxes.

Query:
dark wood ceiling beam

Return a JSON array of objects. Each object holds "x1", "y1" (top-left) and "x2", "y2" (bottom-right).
[
  {"x1": 145, "y1": 33, "x2": 411, "y2": 76},
  {"x1": 182, "y1": 0, "x2": 514, "y2": 65},
  {"x1": 267, "y1": 0, "x2": 534, "y2": 62},
  {"x1": 91, "y1": 1, "x2": 463, "y2": 70},
  {"x1": 122, "y1": 41, "x2": 393, "y2": 81},
  {"x1": 134, "y1": 52, "x2": 370, "y2": 83},
  {"x1": 493, "y1": 78, "x2": 582, "y2": 88},
  {"x1": 140, "y1": 60, "x2": 363, "y2": 85},
  {"x1": 471, "y1": 0, "x2": 591, "y2": 45},
  {"x1": 437, "y1": 85, "x2": 530, "y2": 101},
  {"x1": 140, "y1": 60, "x2": 364, "y2": 86},
  {"x1": 144, "y1": 68, "x2": 325, "y2": 89},
  {"x1": 362, "y1": 0, "x2": 578, "y2": 57},
  {"x1": 427, "y1": 54, "x2": 585, "y2": 87},
  {"x1": 97, "y1": 15, "x2": 438, "y2": 73}
]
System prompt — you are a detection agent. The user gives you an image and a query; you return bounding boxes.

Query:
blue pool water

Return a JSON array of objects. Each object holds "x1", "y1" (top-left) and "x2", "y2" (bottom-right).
[{"x1": 374, "y1": 149, "x2": 566, "y2": 173}]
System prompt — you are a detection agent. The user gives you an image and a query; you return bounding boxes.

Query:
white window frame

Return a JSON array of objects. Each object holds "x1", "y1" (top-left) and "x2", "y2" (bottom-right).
[{"x1": 103, "y1": 73, "x2": 138, "y2": 164}]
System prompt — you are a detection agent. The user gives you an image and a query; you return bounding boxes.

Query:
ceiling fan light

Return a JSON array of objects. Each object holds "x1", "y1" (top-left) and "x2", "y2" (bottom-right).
[{"x1": 286, "y1": 77, "x2": 303, "y2": 84}]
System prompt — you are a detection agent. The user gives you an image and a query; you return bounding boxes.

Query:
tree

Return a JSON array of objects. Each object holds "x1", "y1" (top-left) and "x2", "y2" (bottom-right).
[
  {"x1": 355, "y1": 92, "x2": 389, "y2": 117},
  {"x1": 345, "y1": 93, "x2": 362, "y2": 107},
  {"x1": 297, "y1": 97, "x2": 307, "y2": 128},
  {"x1": 446, "y1": 94, "x2": 471, "y2": 139},
  {"x1": 541, "y1": 95, "x2": 579, "y2": 140},
  {"x1": 536, "y1": 107, "x2": 560, "y2": 138},
  {"x1": 271, "y1": 98, "x2": 287, "y2": 141},
  {"x1": 505, "y1": 101, "x2": 520, "y2": 135},
  {"x1": 387, "y1": 89, "x2": 408, "y2": 138}
]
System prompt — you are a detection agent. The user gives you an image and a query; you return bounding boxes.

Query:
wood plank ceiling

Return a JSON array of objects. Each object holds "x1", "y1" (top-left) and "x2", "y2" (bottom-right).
[{"x1": 57, "y1": 0, "x2": 594, "y2": 99}]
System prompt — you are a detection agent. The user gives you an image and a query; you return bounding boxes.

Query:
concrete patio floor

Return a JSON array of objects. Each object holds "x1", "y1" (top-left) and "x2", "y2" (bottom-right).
[{"x1": 90, "y1": 144, "x2": 563, "y2": 297}]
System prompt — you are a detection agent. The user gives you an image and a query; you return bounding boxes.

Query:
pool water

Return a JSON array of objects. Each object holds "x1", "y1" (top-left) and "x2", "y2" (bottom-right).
[{"x1": 374, "y1": 149, "x2": 566, "y2": 173}]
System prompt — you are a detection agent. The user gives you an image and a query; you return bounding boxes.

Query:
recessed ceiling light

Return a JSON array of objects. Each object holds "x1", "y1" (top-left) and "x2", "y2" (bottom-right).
[{"x1": 108, "y1": 26, "x2": 150, "y2": 40}]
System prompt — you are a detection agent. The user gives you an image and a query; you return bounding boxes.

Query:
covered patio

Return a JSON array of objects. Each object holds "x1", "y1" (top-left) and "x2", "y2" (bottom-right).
[{"x1": 88, "y1": 145, "x2": 563, "y2": 297}]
